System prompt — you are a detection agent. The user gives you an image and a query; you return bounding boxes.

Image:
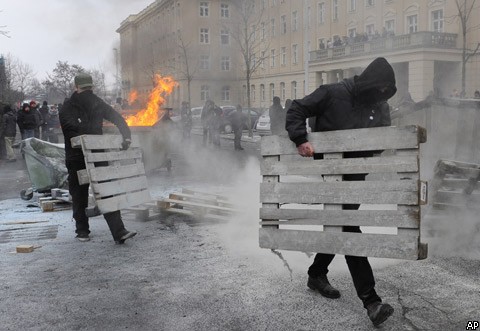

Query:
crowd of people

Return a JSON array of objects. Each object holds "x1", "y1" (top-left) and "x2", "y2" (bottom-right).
[
  {"x1": 319, "y1": 28, "x2": 395, "y2": 50},
  {"x1": 0, "y1": 100, "x2": 61, "y2": 163}
]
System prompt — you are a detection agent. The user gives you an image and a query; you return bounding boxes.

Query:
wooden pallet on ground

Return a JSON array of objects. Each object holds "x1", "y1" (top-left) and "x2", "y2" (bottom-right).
[
  {"x1": 122, "y1": 201, "x2": 161, "y2": 222},
  {"x1": 71, "y1": 135, "x2": 152, "y2": 217},
  {"x1": 38, "y1": 197, "x2": 71, "y2": 212},
  {"x1": 259, "y1": 125, "x2": 428, "y2": 260},
  {"x1": 157, "y1": 188, "x2": 238, "y2": 220}
]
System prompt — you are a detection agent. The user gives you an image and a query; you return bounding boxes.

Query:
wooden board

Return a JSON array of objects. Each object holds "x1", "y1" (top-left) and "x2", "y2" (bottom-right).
[
  {"x1": 72, "y1": 134, "x2": 151, "y2": 215},
  {"x1": 259, "y1": 125, "x2": 428, "y2": 260}
]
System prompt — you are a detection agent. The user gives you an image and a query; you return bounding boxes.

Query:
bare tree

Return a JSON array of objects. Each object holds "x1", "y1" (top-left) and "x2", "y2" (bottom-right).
[
  {"x1": 4, "y1": 54, "x2": 36, "y2": 100},
  {"x1": 47, "y1": 61, "x2": 85, "y2": 98},
  {"x1": 174, "y1": 33, "x2": 199, "y2": 107},
  {"x1": 452, "y1": 0, "x2": 480, "y2": 96},
  {"x1": 230, "y1": 0, "x2": 270, "y2": 136},
  {"x1": 89, "y1": 68, "x2": 108, "y2": 99}
]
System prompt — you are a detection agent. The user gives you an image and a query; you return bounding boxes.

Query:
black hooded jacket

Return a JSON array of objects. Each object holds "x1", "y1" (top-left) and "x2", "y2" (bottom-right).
[
  {"x1": 3, "y1": 106, "x2": 17, "y2": 137},
  {"x1": 59, "y1": 90, "x2": 131, "y2": 162},
  {"x1": 286, "y1": 57, "x2": 397, "y2": 147}
]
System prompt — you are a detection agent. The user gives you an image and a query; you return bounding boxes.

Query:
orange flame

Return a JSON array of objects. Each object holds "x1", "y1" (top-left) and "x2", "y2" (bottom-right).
[
  {"x1": 128, "y1": 90, "x2": 138, "y2": 104},
  {"x1": 125, "y1": 74, "x2": 177, "y2": 126}
]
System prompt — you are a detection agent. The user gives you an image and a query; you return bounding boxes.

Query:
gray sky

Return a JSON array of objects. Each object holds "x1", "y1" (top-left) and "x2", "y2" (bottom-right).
[{"x1": 0, "y1": 0, "x2": 152, "y2": 85}]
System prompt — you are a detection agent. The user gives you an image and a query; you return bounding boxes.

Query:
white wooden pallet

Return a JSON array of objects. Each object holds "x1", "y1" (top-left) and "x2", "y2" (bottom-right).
[{"x1": 71, "y1": 135, "x2": 152, "y2": 216}]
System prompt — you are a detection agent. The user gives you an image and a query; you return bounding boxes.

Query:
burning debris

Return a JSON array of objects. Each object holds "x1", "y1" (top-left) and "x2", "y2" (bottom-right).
[{"x1": 125, "y1": 74, "x2": 177, "y2": 126}]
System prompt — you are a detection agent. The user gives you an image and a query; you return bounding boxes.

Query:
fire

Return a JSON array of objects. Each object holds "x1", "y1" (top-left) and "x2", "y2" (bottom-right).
[
  {"x1": 128, "y1": 90, "x2": 138, "y2": 104},
  {"x1": 125, "y1": 74, "x2": 177, "y2": 126}
]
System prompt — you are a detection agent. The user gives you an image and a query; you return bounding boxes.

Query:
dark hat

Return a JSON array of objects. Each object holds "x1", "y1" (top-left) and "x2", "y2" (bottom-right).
[{"x1": 74, "y1": 73, "x2": 94, "y2": 89}]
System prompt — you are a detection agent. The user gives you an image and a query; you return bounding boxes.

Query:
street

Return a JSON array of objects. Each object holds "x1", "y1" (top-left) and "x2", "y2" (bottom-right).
[{"x1": 0, "y1": 131, "x2": 479, "y2": 331}]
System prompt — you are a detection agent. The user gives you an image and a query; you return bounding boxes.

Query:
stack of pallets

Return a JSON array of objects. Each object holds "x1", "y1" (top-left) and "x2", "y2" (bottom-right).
[{"x1": 157, "y1": 188, "x2": 237, "y2": 221}]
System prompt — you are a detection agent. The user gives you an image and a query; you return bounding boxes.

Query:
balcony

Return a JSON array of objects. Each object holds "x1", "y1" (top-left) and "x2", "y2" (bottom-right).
[{"x1": 310, "y1": 31, "x2": 458, "y2": 62}]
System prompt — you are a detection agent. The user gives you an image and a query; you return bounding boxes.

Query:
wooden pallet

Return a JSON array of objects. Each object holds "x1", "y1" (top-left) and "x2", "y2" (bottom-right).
[
  {"x1": 157, "y1": 188, "x2": 237, "y2": 219},
  {"x1": 39, "y1": 197, "x2": 71, "y2": 212},
  {"x1": 71, "y1": 135, "x2": 152, "y2": 216},
  {"x1": 122, "y1": 202, "x2": 161, "y2": 222},
  {"x1": 429, "y1": 159, "x2": 480, "y2": 210},
  {"x1": 50, "y1": 188, "x2": 71, "y2": 202},
  {"x1": 259, "y1": 125, "x2": 428, "y2": 260}
]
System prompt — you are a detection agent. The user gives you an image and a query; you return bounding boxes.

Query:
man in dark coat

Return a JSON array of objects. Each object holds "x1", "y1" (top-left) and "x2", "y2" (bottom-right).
[
  {"x1": 285, "y1": 57, "x2": 397, "y2": 327},
  {"x1": 3, "y1": 105, "x2": 17, "y2": 162},
  {"x1": 59, "y1": 73, "x2": 136, "y2": 244},
  {"x1": 230, "y1": 104, "x2": 246, "y2": 150},
  {"x1": 39, "y1": 101, "x2": 50, "y2": 140},
  {"x1": 269, "y1": 96, "x2": 286, "y2": 135},
  {"x1": 17, "y1": 103, "x2": 38, "y2": 139}
]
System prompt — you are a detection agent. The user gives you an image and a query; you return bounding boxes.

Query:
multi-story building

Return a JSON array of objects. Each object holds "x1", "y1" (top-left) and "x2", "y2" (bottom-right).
[{"x1": 117, "y1": 0, "x2": 480, "y2": 109}]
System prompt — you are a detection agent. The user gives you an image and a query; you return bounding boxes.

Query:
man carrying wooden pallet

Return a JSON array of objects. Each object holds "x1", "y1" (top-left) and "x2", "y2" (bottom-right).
[
  {"x1": 285, "y1": 57, "x2": 397, "y2": 327},
  {"x1": 59, "y1": 73, "x2": 137, "y2": 244}
]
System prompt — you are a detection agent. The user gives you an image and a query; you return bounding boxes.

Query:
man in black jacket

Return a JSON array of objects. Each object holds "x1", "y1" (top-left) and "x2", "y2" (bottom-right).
[
  {"x1": 59, "y1": 73, "x2": 136, "y2": 244},
  {"x1": 285, "y1": 57, "x2": 396, "y2": 327},
  {"x1": 3, "y1": 105, "x2": 17, "y2": 162}
]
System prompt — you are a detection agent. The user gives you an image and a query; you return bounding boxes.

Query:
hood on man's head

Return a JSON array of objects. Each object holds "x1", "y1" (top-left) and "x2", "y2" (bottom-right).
[
  {"x1": 354, "y1": 57, "x2": 397, "y2": 103},
  {"x1": 74, "y1": 73, "x2": 94, "y2": 89}
]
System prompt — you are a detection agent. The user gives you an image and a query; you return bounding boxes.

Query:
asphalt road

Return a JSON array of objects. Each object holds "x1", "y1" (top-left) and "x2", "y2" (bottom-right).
[{"x1": 0, "y1": 131, "x2": 479, "y2": 331}]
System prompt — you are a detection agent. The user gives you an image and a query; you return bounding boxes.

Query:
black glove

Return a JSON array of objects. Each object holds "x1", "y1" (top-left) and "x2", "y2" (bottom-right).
[{"x1": 121, "y1": 138, "x2": 131, "y2": 150}]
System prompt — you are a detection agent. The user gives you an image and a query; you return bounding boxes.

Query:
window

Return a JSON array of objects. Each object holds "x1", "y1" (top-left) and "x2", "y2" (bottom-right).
[
  {"x1": 200, "y1": 28, "x2": 209, "y2": 44},
  {"x1": 270, "y1": 49, "x2": 276, "y2": 67},
  {"x1": 201, "y1": 85, "x2": 210, "y2": 101},
  {"x1": 220, "y1": 29, "x2": 229, "y2": 45},
  {"x1": 385, "y1": 19, "x2": 395, "y2": 34},
  {"x1": 200, "y1": 2, "x2": 209, "y2": 17},
  {"x1": 407, "y1": 15, "x2": 418, "y2": 33},
  {"x1": 252, "y1": 53, "x2": 257, "y2": 68},
  {"x1": 271, "y1": 18, "x2": 275, "y2": 37},
  {"x1": 366, "y1": 24, "x2": 375, "y2": 36},
  {"x1": 292, "y1": 11, "x2": 298, "y2": 31},
  {"x1": 281, "y1": 47, "x2": 286, "y2": 65},
  {"x1": 221, "y1": 86, "x2": 230, "y2": 101},
  {"x1": 261, "y1": 22, "x2": 266, "y2": 40},
  {"x1": 280, "y1": 82, "x2": 286, "y2": 100},
  {"x1": 221, "y1": 56, "x2": 230, "y2": 71},
  {"x1": 262, "y1": 0, "x2": 266, "y2": 9},
  {"x1": 291, "y1": 81, "x2": 297, "y2": 99},
  {"x1": 260, "y1": 84, "x2": 265, "y2": 102},
  {"x1": 269, "y1": 83, "x2": 275, "y2": 100},
  {"x1": 251, "y1": 85, "x2": 256, "y2": 102},
  {"x1": 272, "y1": 0, "x2": 277, "y2": 6},
  {"x1": 349, "y1": 0, "x2": 356, "y2": 12},
  {"x1": 332, "y1": 0, "x2": 338, "y2": 21},
  {"x1": 199, "y1": 55, "x2": 210, "y2": 70},
  {"x1": 366, "y1": 0, "x2": 375, "y2": 6},
  {"x1": 261, "y1": 51, "x2": 266, "y2": 69},
  {"x1": 281, "y1": 15, "x2": 287, "y2": 34},
  {"x1": 292, "y1": 44, "x2": 298, "y2": 64},
  {"x1": 220, "y1": 3, "x2": 229, "y2": 18},
  {"x1": 318, "y1": 2, "x2": 325, "y2": 24},
  {"x1": 431, "y1": 9, "x2": 443, "y2": 32}
]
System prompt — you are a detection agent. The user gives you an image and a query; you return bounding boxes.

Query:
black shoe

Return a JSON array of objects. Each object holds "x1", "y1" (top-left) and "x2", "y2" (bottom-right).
[
  {"x1": 367, "y1": 302, "x2": 394, "y2": 326},
  {"x1": 307, "y1": 275, "x2": 341, "y2": 299},
  {"x1": 76, "y1": 233, "x2": 90, "y2": 242},
  {"x1": 238, "y1": 147, "x2": 244, "y2": 150},
  {"x1": 115, "y1": 231, "x2": 137, "y2": 244}
]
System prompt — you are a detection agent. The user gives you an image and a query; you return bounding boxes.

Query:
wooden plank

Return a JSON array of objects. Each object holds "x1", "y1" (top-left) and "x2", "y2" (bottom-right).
[
  {"x1": 84, "y1": 149, "x2": 143, "y2": 163},
  {"x1": 322, "y1": 153, "x2": 343, "y2": 233},
  {"x1": 261, "y1": 125, "x2": 426, "y2": 156},
  {"x1": 259, "y1": 228, "x2": 423, "y2": 260},
  {"x1": 170, "y1": 192, "x2": 235, "y2": 208},
  {"x1": 88, "y1": 163, "x2": 146, "y2": 182},
  {"x1": 158, "y1": 198, "x2": 239, "y2": 213},
  {"x1": 181, "y1": 188, "x2": 229, "y2": 201},
  {"x1": 71, "y1": 135, "x2": 140, "y2": 149},
  {"x1": 260, "y1": 180, "x2": 419, "y2": 205},
  {"x1": 91, "y1": 176, "x2": 149, "y2": 197},
  {"x1": 95, "y1": 190, "x2": 152, "y2": 214},
  {"x1": 261, "y1": 155, "x2": 419, "y2": 176},
  {"x1": 259, "y1": 208, "x2": 420, "y2": 228}
]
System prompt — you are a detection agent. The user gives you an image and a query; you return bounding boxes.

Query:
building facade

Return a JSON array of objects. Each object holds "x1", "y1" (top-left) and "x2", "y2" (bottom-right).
[{"x1": 117, "y1": 0, "x2": 480, "y2": 109}]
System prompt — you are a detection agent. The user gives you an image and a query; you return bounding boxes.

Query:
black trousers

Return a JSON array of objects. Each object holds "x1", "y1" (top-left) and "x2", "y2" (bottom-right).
[
  {"x1": 67, "y1": 160, "x2": 127, "y2": 241},
  {"x1": 233, "y1": 129, "x2": 242, "y2": 149},
  {"x1": 307, "y1": 168, "x2": 381, "y2": 308}
]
